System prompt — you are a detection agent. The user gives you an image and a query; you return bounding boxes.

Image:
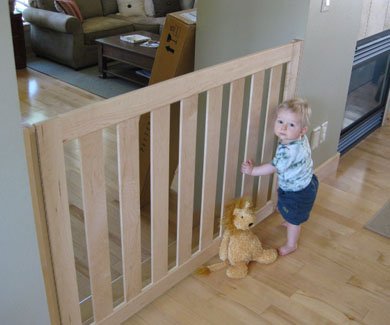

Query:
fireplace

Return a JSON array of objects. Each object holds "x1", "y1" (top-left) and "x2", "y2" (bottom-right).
[{"x1": 338, "y1": 29, "x2": 390, "y2": 154}]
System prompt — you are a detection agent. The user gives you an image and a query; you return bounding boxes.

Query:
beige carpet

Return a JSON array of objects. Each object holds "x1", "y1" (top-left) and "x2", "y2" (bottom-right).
[{"x1": 365, "y1": 200, "x2": 390, "y2": 238}]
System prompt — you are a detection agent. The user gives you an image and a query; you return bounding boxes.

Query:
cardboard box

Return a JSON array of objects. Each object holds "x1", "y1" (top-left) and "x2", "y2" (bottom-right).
[
  {"x1": 139, "y1": 9, "x2": 197, "y2": 206},
  {"x1": 149, "y1": 9, "x2": 196, "y2": 83}
]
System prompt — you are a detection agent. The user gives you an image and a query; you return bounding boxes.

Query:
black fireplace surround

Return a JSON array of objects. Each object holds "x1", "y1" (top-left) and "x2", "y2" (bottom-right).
[{"x1": 338, "y1": 29, "x2": 390, "y2": 154}]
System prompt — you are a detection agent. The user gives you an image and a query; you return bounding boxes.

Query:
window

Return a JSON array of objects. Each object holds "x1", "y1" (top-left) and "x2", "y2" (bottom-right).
[{"x1": 15, "y1": 0, "x2": 29, "y2": 12}]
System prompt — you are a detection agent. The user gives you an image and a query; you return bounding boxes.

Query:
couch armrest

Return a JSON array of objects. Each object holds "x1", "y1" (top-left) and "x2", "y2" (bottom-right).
[{"x1": 23, "y1": 7, "x2": 82, "y2": 34}]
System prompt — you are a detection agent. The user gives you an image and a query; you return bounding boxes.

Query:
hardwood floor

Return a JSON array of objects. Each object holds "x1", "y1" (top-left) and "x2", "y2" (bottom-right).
[
  {"x1": 18, "y1": 68, "x2": 102, "y2": 124},
  {"x1": 18, "y1": 68, "x2": 390, "y2": 324}
]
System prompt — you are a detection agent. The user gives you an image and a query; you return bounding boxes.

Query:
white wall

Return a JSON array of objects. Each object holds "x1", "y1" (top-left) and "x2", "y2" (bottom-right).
[
  {"x1": 195, "y1": 0, "x2": 310, "y2": 68},
  {"x1": 298, "y1": 0, "x2": 363, "y2": 164},
  {"x1": 359, "y1": 0, "x2": 390, "y2": 40},
  {"x1": 0, "y1": 3, "x2": 50, "y2": 324},
  {"x1": 194, "y1": 0, "x2": 364, "y2": 167}
]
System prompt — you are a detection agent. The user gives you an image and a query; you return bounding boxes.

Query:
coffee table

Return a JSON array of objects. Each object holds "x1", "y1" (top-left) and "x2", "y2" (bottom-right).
[{"x1": 96, "y1": 31, "x2": 159, "y2": 86}]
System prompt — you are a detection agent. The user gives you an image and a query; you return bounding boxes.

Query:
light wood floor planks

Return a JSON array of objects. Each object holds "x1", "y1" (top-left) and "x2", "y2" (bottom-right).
[{"x1": 18, "y1": 68, "x2": 390, "y2": 324}]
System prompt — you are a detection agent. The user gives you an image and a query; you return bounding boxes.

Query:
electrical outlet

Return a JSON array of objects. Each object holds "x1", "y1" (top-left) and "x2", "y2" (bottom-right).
[
  {"x1": 321, "y1": 0, "x2": 331, "y2": 12},
  {"x1": 311, "y1": 126, "x2": 321, "y2": 150},
  {"x1": 320, "y1": 121, "x2": 328, "y2": 143}
]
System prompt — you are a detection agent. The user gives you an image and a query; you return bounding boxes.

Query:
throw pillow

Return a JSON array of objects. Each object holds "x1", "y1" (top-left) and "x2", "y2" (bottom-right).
[
  {"x1": 28, "y1": 0, "x2": 57, "y2": 11},
  {"x1": 116, "y1": 0, "x2": 146, "y2": 16},
  {"x1": 54, "y1": 0, "x2": 83, "y2": 21},
  {"x1": 144, "y1": 0, "x2": 155, "y2": 17},
  {"x1": 152, "y1": 0, "x2": 181, "y2": 17},
  {"x1": 101, "y1": 0, "x2": 119, "y2": 15}
]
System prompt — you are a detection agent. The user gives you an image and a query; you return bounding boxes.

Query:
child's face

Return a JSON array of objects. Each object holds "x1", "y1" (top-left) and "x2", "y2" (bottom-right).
[{"x1": 274, "y1": 109, "x2": 307, "y2": 144}]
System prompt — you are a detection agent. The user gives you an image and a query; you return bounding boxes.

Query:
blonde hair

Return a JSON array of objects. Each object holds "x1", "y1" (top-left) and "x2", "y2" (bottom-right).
[{"x1": 277, "y1": 98, "x2": 311, "y2": 128}]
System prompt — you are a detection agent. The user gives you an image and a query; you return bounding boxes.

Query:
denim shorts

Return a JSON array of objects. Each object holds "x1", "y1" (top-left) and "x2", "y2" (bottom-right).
[{"x1": 277, "y1": 174, "x2": 319, "y2": 225}]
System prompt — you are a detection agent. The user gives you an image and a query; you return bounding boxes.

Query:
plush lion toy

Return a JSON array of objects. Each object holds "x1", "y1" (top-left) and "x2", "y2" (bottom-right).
[{"x1": 198, "y1": 197, "x2": 278, "y2": 279}]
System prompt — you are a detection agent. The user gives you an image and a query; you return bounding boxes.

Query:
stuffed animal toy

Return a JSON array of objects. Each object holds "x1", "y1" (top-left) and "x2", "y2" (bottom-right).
[{"x1": 198, "y1": 197, "x2": 278, "y2": 279}]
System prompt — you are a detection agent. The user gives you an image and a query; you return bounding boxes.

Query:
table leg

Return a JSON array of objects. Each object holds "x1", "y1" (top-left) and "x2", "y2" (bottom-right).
[{"x1": 98, "y1": 44, "x2": 107, "y2": 78}]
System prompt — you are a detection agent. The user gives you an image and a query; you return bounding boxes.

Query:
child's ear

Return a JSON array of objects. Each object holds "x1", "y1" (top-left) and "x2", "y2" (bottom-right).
[{"x1": 301, "y1": 126, "x2": 308, "y2": 136}]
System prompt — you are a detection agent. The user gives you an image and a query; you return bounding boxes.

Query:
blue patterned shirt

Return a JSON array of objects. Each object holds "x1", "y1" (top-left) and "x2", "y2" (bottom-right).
[{"x1": 272, "y1": 135, "x2": 313, "y2": 191}]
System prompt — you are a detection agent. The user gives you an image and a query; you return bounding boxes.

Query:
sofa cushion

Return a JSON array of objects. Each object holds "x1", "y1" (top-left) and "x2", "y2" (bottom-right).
[
  {"x1": 132, "y1": 17, "x2": 165, "y2": 34},
  {"x1": 101, "y1": 0, "x2": 119, "y2": 15},
  {"x1": 28, "y1": 0, "x2": 57, "y2": 11},
  {"x1": 110, "y1": 14, "x2": 164, "y2": 33},
  {"x1": 82, "y1": 16, "x2": 135, "y2": 45},
  {"x1": 144, "y1": 0, "x2": 155, "y2": 17},
  {"x1": 117, "y1": 0, "x2": 146, "y2": 16},
  {"x1": 152, "y1": 0, "x2": 181, "y2": 17},
  {"x1": 75, "y1": 0, "x2": 103, "y2": 19},
  {"x1": 54, "y1": 0, "x2": 83, "y2": 21}
]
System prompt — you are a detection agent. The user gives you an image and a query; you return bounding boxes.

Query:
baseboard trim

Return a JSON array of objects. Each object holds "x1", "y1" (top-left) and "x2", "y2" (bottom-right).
[{"x1": 315, "y1": 153, "x2": 340, "y2": 181}]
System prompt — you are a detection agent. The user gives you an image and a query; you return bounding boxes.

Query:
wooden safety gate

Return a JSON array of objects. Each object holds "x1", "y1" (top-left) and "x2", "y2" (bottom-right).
[{"x1": 25, "y1": 40, "x2": 302, "y2": 324}]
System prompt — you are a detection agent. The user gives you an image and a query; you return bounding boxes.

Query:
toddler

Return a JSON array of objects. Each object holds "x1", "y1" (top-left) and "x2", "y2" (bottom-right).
[{"x1": 241, "y1": 98, "x2": 319, "y2": 255}]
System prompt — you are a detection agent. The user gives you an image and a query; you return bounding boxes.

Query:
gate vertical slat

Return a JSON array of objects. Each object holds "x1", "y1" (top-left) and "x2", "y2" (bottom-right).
[
  {"x1": 221, "y1": 78, "x2": 246, "y2": 218},
  {"x1": 79, "y1": 130, "x2": 113, "y2": 322},
  {"x1": 151, "y1": 105, "x2": 170, "y2": 282},
  {"x1": 177, "y1": 95, "x2": 199, "y2": 265},
  {"x1": 24, "y1": 127, "x2": 61, "y2": 324},
  {"x1": 199, "y1": 86, "x2": 223, "y2": 250},
  {"x1": 36, "y1": 120, "x2": 82, "y2": 325},
  {"x1": 117, "y1": 118, "x2": 142, "y2": 301},
  {"x1": 241, "y1": 71, "x2": 265, "y2": 199},
  {"x1": 283, "y1": 40, "x2": 302, "y2": 101},
  {"x1": 256, "y1": 64, "x2": 283, "y2": 208},
  {"x1": 269, "y1": 41, "x2": 303, "y2": 204}
]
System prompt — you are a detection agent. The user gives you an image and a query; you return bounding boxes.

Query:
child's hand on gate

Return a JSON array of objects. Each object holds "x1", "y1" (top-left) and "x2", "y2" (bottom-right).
[{"x1": 241, "y1": 160, "x2": 254, "y2": 175}]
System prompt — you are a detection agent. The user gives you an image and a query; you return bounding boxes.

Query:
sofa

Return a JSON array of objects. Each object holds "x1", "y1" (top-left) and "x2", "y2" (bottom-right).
[{"x1": 23, "y1": 0, "x2": 196, "y2": 69}]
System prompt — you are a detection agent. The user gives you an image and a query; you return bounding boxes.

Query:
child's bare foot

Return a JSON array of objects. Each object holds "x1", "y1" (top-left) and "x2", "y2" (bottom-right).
[{"x1": 278, "y1": 244, "x2": 297, "y2": 256}]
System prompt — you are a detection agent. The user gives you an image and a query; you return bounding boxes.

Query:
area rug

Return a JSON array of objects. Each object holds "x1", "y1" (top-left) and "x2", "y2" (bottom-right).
[
  {"x1": 364, "y1": 200, "x2": 390, "y2": 238},
  {"x1": 27, "y1": 55, "x2": 140, "y2": 98}
]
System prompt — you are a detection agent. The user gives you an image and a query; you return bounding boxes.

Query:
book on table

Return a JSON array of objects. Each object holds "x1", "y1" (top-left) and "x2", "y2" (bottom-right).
[
  {"x1": 140, "y1": 40, "x2": 160, "y2": 48},
  {"x1": 120, "y1": 34, "x2": 151, "y2": 44},
  {"x1": 135, "y1": 69, "x2": 151, "y2": 79}
]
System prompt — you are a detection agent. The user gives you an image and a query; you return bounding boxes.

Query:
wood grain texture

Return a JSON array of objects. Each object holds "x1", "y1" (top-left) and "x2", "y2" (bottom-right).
[
  {"x1": 221, "y1": 78, "x2": 246, "y2": 216},
  {"x1": 79, "y1": 130, "x2": 113, "y2": 321},
  {"x1": 283, "y1": 39, "x2": 302, "y2": 101},
  {"x1": 150, "y1": 105, "x2": 170, "y2": 282},
  {"x1": 117, "y1": 118, "x2": 143, "y2": 301},
  {"x1": 44, "y1": 42, "x2": 296, "y2": 142},
  {"x1": 199, "y1": 86, "x2": 223, "y2": 250},
  {"x1": 177, "y1": 95, "x2": 198, "y2": 265},
  {"x1": 23, "y1": 127, "x2": 61, "y2": 325},
  {"x1": 257, "y1": 64, "x2": 283, "y2": 208},
  {"x1": 35, "y1": 120, "x2": 82, "y2": 325},
  {"x1": 241, "y1": 71, "x2": 265, "y2": 198}
]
